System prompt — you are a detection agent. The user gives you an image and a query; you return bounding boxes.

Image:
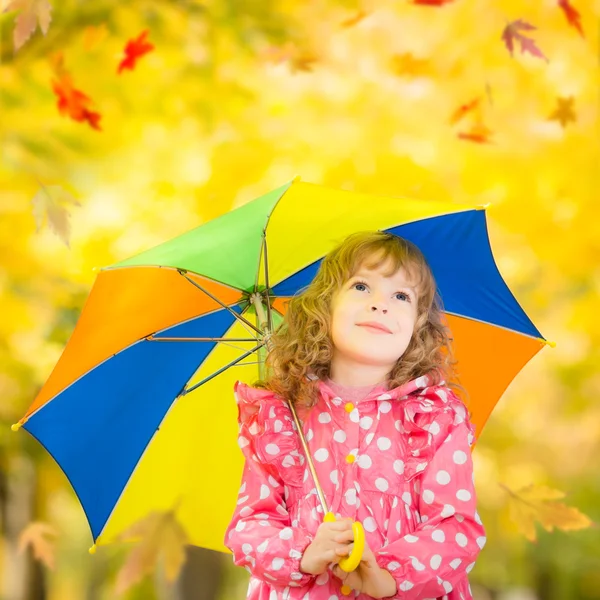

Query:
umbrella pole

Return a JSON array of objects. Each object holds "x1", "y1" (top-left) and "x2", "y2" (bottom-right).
[{"x1": 250, "y1": 293, "x2": 329, "y2": 516}]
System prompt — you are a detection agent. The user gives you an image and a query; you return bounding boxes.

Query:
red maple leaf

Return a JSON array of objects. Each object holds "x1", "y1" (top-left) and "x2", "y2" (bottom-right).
[
  {"x1": 558, "y1": 0, "x2": 584, "y2": 37},
  {"x1": 118, "y1": 30, "x2": 154, "y2": 74},
  {"x1": 501, "y1": 19, "x2": 548, "y2": 61},
  {"x1": 412, "y1": 0, "x2": 456, "y2": 5},
  {"x1": 51, "y1": 73, "x2": 102, "y2": 130}
]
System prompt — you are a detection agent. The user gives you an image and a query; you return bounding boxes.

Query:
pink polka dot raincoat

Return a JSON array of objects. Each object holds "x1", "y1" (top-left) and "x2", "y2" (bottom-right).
[{"x1": 224, "y1": 373, "x2": 486, "y2": 600}]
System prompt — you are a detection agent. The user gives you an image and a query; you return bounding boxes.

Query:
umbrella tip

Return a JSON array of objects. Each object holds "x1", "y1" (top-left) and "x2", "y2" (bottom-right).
[
  {"x1": 545, "y1": 339, "x2": 557, "y2": 348},
  {"x1": 89, "y1": 544, "x2": 97, "y2": 554},
  {"x1": 11, "y1": 422, "x2": 22, "y2": 432},
  {"x1": 476, "y1": 202, "x2": 491, "y2": 210},
  {"x1": 292, "y1": 174, "x2": 301, "y2": 183}
]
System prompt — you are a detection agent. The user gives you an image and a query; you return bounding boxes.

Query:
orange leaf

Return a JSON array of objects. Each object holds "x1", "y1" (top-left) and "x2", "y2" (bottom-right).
[
  {"x1": 457, "y1": 122, "x2": 493, "y2": 144},
  {"x1": 118, "y1": 29, "x2": 155, "y2": 74},
  {"x1": 115, "y1": 510, "x2": 189, "y2": 595},
  {"x1": 2, "y1": 0, "x2": 52, "y2": 52},
  {"x1": 51, "y1": 73, "x2": 102, "y2": 130},
  {"x1": 340, "y1": 9, "x2": 370, "y2": 28},
  {"x1": 18, "y1": 522, "x2": 58, "y2": 570},
  {"x1": 501, "y1": 19, "x2": 548, "y2": 62},
  {"x1": 503, "y1": 483, "x2": 593, "y2": 542},
  {"x1": 558, "y1": 0, "x2": 584, "y2": 37},
  {"x1": 390, "y1": 53, "x2": 430, "y2": 77},
  {"x1": 548, "y1": 96, "x2": 577, "y2": 128},
  {"x1": 31, "y1": 182, "x2": 81, "y2": 247},
  {"x1": 449, "y1": 97, "x2": 481, "y2": 125}
]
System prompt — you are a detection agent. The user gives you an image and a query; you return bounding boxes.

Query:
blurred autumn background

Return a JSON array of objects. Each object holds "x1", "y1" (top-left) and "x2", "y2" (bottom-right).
[{"x1": 1, "y1": 0, "x2": 599, "y2": 598}]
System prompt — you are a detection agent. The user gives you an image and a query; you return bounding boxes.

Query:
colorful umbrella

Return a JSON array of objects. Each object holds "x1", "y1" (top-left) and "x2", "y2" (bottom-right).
[{"x1": 13, "y1": 177, "x2": 549, "y2": 557}]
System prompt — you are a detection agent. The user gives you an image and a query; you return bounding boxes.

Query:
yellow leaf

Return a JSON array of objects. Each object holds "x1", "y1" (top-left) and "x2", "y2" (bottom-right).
[
  {"x1": 115, "y1": 509, "x2": 189, "y2": 595},
  {"x1": 82, "y1": 23, "x2": 108, "y2": 51},
  {"x1": 2, "y1": 0, "x2": 52, "y2": 52},
  {"x1": 18, "y1": 521, "x2": 58, "y2": 570},
  {"x1": 503, "y1": 483, "x2": 593, "y2": 542},
  {"x1": 548, "y1": 96, "x2": 577, "y2": 128},
  {"x1": 30, "y1": 183, "x2": 81, "y2": 248}
]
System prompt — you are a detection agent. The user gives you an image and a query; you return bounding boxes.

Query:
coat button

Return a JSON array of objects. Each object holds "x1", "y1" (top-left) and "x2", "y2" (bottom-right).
[
  {"x1": 345, "y1": 454, "x2": 355, "y2": 464},
  {"x1": 344, "y1": 402, "x2": 354, "y2": 413}
]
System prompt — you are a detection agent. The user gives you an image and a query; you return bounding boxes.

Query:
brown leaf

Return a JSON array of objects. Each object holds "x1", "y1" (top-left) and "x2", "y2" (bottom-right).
[
  {"x1": 2, "y1": 0, "x2": 52, "y2": 52},
  {"x1": 558, "y1": 0, "x2": 584, "y2": 37},
  {"x1": 31, "y1": 183, "x2": 81, "y2": 247},
  {"x1": 115, "y1": 510, "x2": 189, "y2": 595},
  {"x1": 501, "y1": 19, "x2": 548, "y2": 62},
  {"x1": 548, "y1": 96, "x2": 577, "y2": 128},
  {"x1": 18, "y1": 522, "x2": 58, "y2": 570},
  {"x1": 503, "y1": 483, "x2": 593, "y2": 542}
]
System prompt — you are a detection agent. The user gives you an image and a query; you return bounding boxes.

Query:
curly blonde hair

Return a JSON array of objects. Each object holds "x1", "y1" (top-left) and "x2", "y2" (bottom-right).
[{"x1": 254, "y1": 231, "x2": 467, "y2": 408}]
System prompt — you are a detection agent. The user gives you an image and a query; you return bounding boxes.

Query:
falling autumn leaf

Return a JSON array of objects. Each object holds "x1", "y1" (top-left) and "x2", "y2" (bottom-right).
[
  {"x1": 262, "y1": 42, "x2": 318, "y2": 73},
  {"x1": 449, "y1": 97, "x2": 482, "y2": 125},
  {"x1": 457, "y1": 121, "x2": 494, "y2": 144},
  {"x1": 340, "y1": 9, "x2": 370, "y2": 28},
  {"x1": 2, "y1": 0, "x2": 52, "y2": 52},
  {"x1": 558, "y1": 0, "x2": 584, "y2": 37},
  {"x1": 115, "y1": 509, "x2": 189, "y2": 595},
  {"x1": 502, "y1": 483, "x2": 593, "y2": 542},
  {"x1": 31, "y1": 182, "x2": 81, "y2": 247},
  {"x1": 501, "y1": 19, "x2": 548, "y2": 62},
  {"x1": 82, "y1": 23, "x2": 108, "y2": 51},
  {"x1": 18, "y1": 522, "x2": 58, "y2": 570},
  {"x1": 548, "y1": 96, "x2": 577, "y2": 128},
  {"x1": 390, "y1": 53, "x2": 430, "y2": 77},
  {"x1": 51, "y1": 73, "x2": 102, "y2": 130},
  {"x1": 118, "y1": 30, "x2": 155, "y2": 74}
]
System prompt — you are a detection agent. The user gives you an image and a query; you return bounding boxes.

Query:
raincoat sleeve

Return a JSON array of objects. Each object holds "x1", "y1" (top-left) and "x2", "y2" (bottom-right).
[
  {"x1": 223, "y1": 382, "x2": 315, "y2": 589},
  {"x1": 375, "y1": 391, "x2": 486, "y2": 599}
]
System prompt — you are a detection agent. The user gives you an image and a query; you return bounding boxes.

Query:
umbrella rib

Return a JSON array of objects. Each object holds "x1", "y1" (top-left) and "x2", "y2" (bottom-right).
[
  {"x1": 182, "y1": 342, "x2": 265, "y2": 395},
  {"x1": 147, "y1": 336, "x2": 258, "y2": 343},
  {"x1": 262, "y1": 234, "x2": 274, "y2": 332},
  {"x1": 177, "y1": 269, "x2": 262, "y2": 336}
]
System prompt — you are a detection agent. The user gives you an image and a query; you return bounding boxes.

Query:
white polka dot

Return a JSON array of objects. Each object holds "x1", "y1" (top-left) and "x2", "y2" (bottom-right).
[
  {"x1": 268, "y1": 475, "x2": 279, "y2": 488},
  {"x1": 416, "y1": 462, "x2": 427, "y2": 473},
  {"x1": 456, "y1": 489, "x2": 471, "y2": 501},
  {"x1": 429, "y1": 422, "x2": 440, "y2": 435},
  {"x1": 455, "y1": 533, "x2": 468, "y2": 547},
  {"x1": 257, "y1": 540, "x2": 268, "y2": 552},
  {"x1": 431, "y1": 530, "x2": 445, "y2": 542},
  {"x1": 265, "y1": 443, "x2": 280, "y2": 455},
  {"x1": 394, "y1": 459, "x2": 405, "y2": 475},
  {"x1": 281, "y1": 455, "x2": 295, "y2": 467},
  {"x1": 271, "y1": 557, "x2": 284, "y2": 570},
  {"x1": 476, "y1": 536, "x2": 487, "y2": 549},
  {"x1": 399, "y1": 581, "x2": 414, "y2": 591},
  {"x1": 248, "y1": 422, "x2": 259, "y2": 435},
  {"x1": 364, "y1": 517, "x2": 377, "y2": 532},
  {"x1": 430, "y1": 554, "x2": 442, "y2": 569},
  {"x1": 387, "y1": 561, "x2": 400, "y2": 571},
  {"x1": 402, "y1": 492, "x2": 412, "y2": 505},
  {"x1": 242, "y1": 543, "x2": 252, "y2": 554},
  {"x1": 443, "y1": 580, "x2": 453, "y2": 593},
  {"x1": 403, "y1": 534, "x2": 418, "y2": 543},
  {"x1": 422, "y1": 489, "x2": 435, "y2": 504},
  {"x1": 306, "y1": 428, "x2": 313, "y2": 441},
  {"x1": 360, "y1": 416, "x2": 373, "y2": 429},
  {"x1": 395, "y1": 520, "x2": 401, "y2": 534},
  {"x1": 377, "y1": 393, "x2": 392, "y2": 400},
  {"x1": 349, "y1": 409, "x2": 360, "y2": 423},
  {"x1": 260, "y1": 485, "x2": 270, "y2": 499},
  {"x1": 450, "y1": 558, "x2": 462, "y2": 569},
  {"x1": 358, "y1": 454, "x2": 372, "y2": 469},
  {"x1": 333, "y1": 429, "x2": 346, "y2": 443},
  {"x1": 345, "y1": 488, "x2": 357, "y2": 505},
  {"x1": 475, "y1": 511, "x2": 482, "y2": 525},
  {"x1": 375, "y1": 477, "x2": 389, "y2": 492},
  {"x1": 318, "y1": 412, "x2": 331, "y2": 423},
  {"x1": 453, "y1": 450, "x2": 467, "y2": 464},
  {"x1": 314, "y1": 448, "x2": 329, "y2": 462},
  {"x1": 436, "y1": 470, "x2": 451, "y2": 485},
  {"x1": 330, "y1": 470, "x2": 339, "y2": 485},
  {"x1": 379, "y1": 401, "x2": 392, "y2": 413},
  {"x1": 273, "y1": 419, "x2": 284, "y2": 433},
  {"x1": 441, "y1": 504, "x2": 456, "y2": 518},
  {"x1": 315, "y1": 571, "x2": 329, "y2": 585},
  {"x1": 377, "y1": 437, "x2": 392, "y2": 451},
  {"x1": 238, "y1": 436, "x2": 249, "y2": 448},
  {"x1": 279, "y1": 528, "x2": 293, "y2": 540},
  {"x1": 466, "y1": 562, "x2": 475, "y2": 573},
  {"x1": 239, "y1": 506, "x2": 252, "y2": 517}
]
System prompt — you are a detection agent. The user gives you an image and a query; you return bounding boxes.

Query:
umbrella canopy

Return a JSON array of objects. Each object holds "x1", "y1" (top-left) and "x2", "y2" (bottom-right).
[{"x1": 13, "y1": 178, "x2": 548, "y2": 554}]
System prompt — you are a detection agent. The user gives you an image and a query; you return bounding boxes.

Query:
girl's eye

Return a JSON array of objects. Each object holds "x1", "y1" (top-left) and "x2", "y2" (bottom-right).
[{"x1": 352, "y1": 281, "x2": 411, "y2": 302}]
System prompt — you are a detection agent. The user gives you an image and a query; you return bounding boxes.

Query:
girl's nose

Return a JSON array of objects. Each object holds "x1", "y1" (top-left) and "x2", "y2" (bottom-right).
[{"x1": 370, "y1": 302, "x2": 388, "y2": 314}]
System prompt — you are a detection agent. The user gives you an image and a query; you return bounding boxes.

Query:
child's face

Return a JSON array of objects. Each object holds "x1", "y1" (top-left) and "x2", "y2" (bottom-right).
[{"x1": 330, "y1": 257, "x2": 419, "y2": 375}]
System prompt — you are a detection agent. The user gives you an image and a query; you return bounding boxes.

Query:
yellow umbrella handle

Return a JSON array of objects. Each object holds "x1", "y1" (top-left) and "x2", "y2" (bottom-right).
[{"x1": 323, "y1": 511, "x2": 365, "y2": 595}]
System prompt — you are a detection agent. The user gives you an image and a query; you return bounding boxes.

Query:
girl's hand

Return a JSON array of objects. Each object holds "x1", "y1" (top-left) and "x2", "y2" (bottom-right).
[
  {"x1": 299, "y1": 518, "x2": 355, "y2": 576},
  {"x1": 331, "y1": 538, "x2": 397, "y2": 599}
]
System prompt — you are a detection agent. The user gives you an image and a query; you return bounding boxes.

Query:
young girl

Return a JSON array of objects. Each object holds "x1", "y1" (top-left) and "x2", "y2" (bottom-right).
[{"x1": 224, "y1": 231, "x2": 486, "y2": 600}]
